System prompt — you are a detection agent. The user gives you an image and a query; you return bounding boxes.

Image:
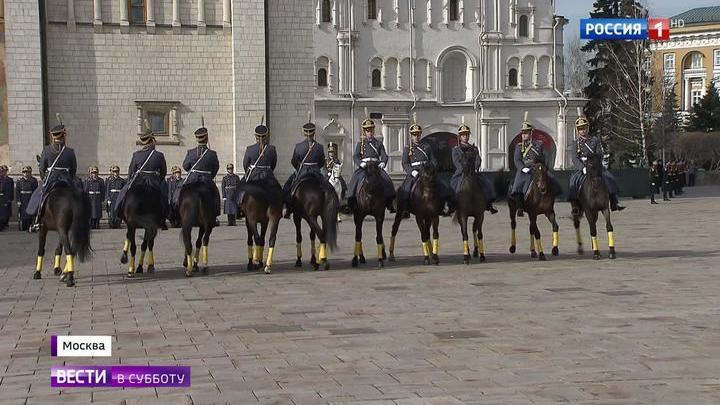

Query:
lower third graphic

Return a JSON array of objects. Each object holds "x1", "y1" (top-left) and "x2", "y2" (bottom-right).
[{"x1": 51, "y1": 365, "x2": 191, "y2": 388}]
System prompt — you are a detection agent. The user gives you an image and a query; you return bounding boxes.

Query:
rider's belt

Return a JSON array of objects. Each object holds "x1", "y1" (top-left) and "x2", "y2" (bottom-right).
[
  {"x1": 50, "y1": 167, "x2": 69, "y2": 171},
  {"x1": 88, "y1": 191, "x2": 101, "y2": 194},
  {"x1": 110, "y1": 189, "x2": 121, "y2": 192},
  {"x1": 226, "y1": 186, "x2": 236, "y2": 189},
  {"x1": 20, "y1": 191, "x2": 32, "y2": 194},
  {"x1": 191, "y1": 170, "x2": 212, "y2": 174},
  {"x1": 139, "y1": 170, "x2": 158, "y2": 174},
  {"x1": 253, "y1": 165, "x2": 271, "y2": 169},
  {"x1": 361, "y1": 158, "x2": 379, "y2": 162},
  {"x1": 411, "y1": 161, "x2": 426, "y2": 167},
  {"x1": 302, "y1": 162, "x2": 318, "y2": 166}
]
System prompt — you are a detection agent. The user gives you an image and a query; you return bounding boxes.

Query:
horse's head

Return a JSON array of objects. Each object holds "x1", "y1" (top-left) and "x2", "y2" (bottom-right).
[
  {"x1": 585, "y1": 154, "x2": 603, "y2": 178},
  {"x1": 531, "y1": 162, "x2": 548, "y2": 195},
  {"x1": 363, "y1": 161, "x2": 383, "y2": 195},
  {"x1": 419, "y1": 161, "x2": 437, "y2": 182},
  {"x1": 459, "y1": 148, "x2": 477, "y2": 176}
]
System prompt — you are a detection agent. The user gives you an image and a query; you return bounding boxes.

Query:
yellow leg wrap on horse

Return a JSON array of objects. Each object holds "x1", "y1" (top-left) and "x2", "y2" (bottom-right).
[
  {"x1": 147, "y1": 251, "x2": 154, "y2": 266},
  {"x1": 247, "y1": 246, "x2": 253, "y2": 261},
  {"x1": 432, "y1": 239, "x2": 439, "y2": 255},
  {"x1": 123, "y1": 239, "x2": 129, "y2": 251},
  {"x1": 530, "y1": 237, "x2": 536, "y2": 252},
  {"x1": 591, "y1": 236, "x2": 598, "y2": 251},
  {"x1": 259, "y1": 246, "x2": 265, "y2": 262},
  {"x1": 421, "y1": 241, "x2": 430, "y2": 256},
  {"x1": 36, "y1": 256, "x2": 43, "y2": 272},
  {"x1": 252, "y1": 246, "x2": 260, "y2": 263},
  {"x1": 553, "y1": 231, "x2": 559, "y2": 248},
  {"x1": 536, "y1": 238, "x2": 544, "y2": 253},
  {"x1": 138, "y1": 250, "x2": 145, "y2": 267},
  {"x1": 511, "y1": 229, "x2": 517, "y2": 246},
  {"x1": 266, "y1": 247, "x2": 274, "y2": 267},
  {"x1": 128, "y1": 255, "x2": 135, "y2": 273},
  {"x1": 319, "y1": 243, "x2": 327, "y2": 261},
  {"x1": 201, "y1": 245, "x2": 209, "y2": 265},
  {"x1": 389, "y1": 236, "x2": 396, "y2": 254},
  {"x1": 463, "y1": 240, "x2": 470, "y2": 255},
  {"x1": 576, "y1": 228, "x2": 582, "y2": 245},
  {"x1": 354, "y1": 241, "x2": 363, "y2": 256},
  {"x1": 296, "y1": 243, "x2": 302, "y2": 258},
  {"x1": 193, "y1": 248, "x2": 200, "y2": 264},
  {"x1": 477, "y1": 238, "x2": 485, "y2": 254},
  {"x1": 608, "y1": 232, "x2": 615, "y2": 248},
  {"x1": 65, "y1": 255, "x2": 74, "y2": 273},
  {"x1": 54, "y1": 255, "x2": 61, "y2": 269},
  {"x1": 377, "y1": 244, "x2": 384, "y2": 259},
  {"x1": 186, "y1": 255, "x2": 193, "y2": 273}
]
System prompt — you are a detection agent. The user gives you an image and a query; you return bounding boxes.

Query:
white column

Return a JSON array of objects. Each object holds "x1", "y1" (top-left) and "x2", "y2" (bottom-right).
[
  {"x1": 93, "y1": 0, "x2": 101, "y2": 27},
  {"x1": 146, "y1": 0, "x2": 155, "y2": 32},
  {"x1": 223, "y1": 0, "x2": 231, "y2": 30},
  {"x1": 120, "y1": 0, "x2": 129, "y2": 31},
  {"x1": 382, "y1": 61, "x2": 388, "y2": 90},
  {"x1": 173, "y1": 0, "x2": 181, "y2": 30},
  {"x1": 555, "y1": 110, "x2": 566, "y2": 170},
  {"x1": 426, "y1": 60, "x2": 433, "y2": 91},
  {"x1": 530, "y1": 8, "x2": 535, "y2": 40},
  {"x1": 198, "y1": 0, "x2": 206, "y2": 34},
  {"x1": 683, "y1": 78, "x2": 690, "y2": 110},
  {"x1": 393, "y1": 0, "x2": 399, "y2": 26},
  {"x1": 397, "y1": 61, "x2": 403, "y2": 90},
  {"x1": 480, "y1": 121, "x2": 489, "y2": 170},
  {"x1": 316, "y1": 0, "x2": 321, "y2": 25},
  {"x1": 459, "y1": 0, "x2": 464, "y2": 24},
  {"x1": 442, "y1": 0, "x2": 448, "y2": 24},
  {"x1": 332, "y1": 0, "x2": 337, "y2": 28},
  {"x1": 426, "y1": 0, "x2": 432, "y2": 25},
  {"x1": 328, "y1": 60, "x2": 335, "y2": 92},
  {"x1": 67, "y1": 0, "x2": 76, "y2": 30},
  {"x1": 475, "y1": 0, "x2": 482, "y2": 26}
]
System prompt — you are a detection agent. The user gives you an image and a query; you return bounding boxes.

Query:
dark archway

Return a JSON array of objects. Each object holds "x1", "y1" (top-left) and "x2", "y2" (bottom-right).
[
  {"x1": 421, "y1": 132, "x2": 458, "y2": 173},
  {"x1": 508, "y1": 129, "x2": 556, "y2": 171}
]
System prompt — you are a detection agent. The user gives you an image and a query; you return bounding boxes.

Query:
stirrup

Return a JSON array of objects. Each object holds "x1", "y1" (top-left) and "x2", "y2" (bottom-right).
[{"x1": 29, "y1": 223, "x2": 41, "y2": 233}]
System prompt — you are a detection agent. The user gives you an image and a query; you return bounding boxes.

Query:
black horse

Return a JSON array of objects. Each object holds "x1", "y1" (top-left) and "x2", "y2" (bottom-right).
[
  {"x1": 237, "y1": 180, "x2": 282, "y2": 274},
  {"x1": 573, "y1": 155, "x2": 616, "y2": 259},
  {"x1": 389, "y1": 163, "x2": 442, "y2": 265},
  {"x1": 290, "y1": 177, "x2": 339, "y2": 271},
  {"x1": 454, "y1": 148, "x2": 487, "y2": 264},
  {"x1": 34, "y1": 187, "x2": 92, "y2": 287},
  {"x1": 351, "y1": 162, "x2": 387, "y2": 269},
  {"x1": 508, "y1": 162, "x2": 559, "y2": 260},
  {"x1": 178, "y1": 182, "x2": 216, "y2": 277},
  {"x1": 120, "y1": 184, "x2": 164, "y2": 277}
]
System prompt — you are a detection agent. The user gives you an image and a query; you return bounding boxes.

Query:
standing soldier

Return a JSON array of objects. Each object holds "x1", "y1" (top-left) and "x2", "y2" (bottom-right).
[
  {"x1": 649, "y1": 160, "x2": 662, "y2": 204},
  {"x1": 166, "y1": 166, "x2": 183, "y2": 227},
  {"x1": 26, "y1": 115, "x2": 79, "y2": 232},
  {"x1": 178, "y1": 120, "x2": 221, "y2": 223},
  {"x1": 282, "y1": 116, "x2": 325, "y2": 218},
  {"x1": 322, "y1": 142, "x2": 347, "y2": 215},
  {"x1": 105, "y1": 165, "x2": 126, "y2": 228},
  {"x1": 664, "y1": 160, "x2": 675, "y2": 199},
  {"x1": 347, "y1": 110, "x2": 396, "y2": 212},
  {"x1": 0, "y1": 165, "x2": 13, "y2": 231},
  {"x1": 450, "y1": 120, "x2": 498, "y2": 214},
  {"x1": 222, "y1": 164, "x2": 241, "y2": 225},
  {"x1": 16, "y1": 166, "x2": 39, "y2": 231},
  {"x1": 242, "y1": 120, "x2": 279, "y2": 187},
  {"x1": 84, "y1": 166, "x2": 105, "y2": 229}
]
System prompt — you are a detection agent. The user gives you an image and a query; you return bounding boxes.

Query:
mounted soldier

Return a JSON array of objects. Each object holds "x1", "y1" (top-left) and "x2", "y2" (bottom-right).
[
  {"x1": 177, "y1": 118, "x2": 221, "y2": 223},
  {"x1": 15, "y1": 166, "x2": 38, "y2": 231},
  {"x1": 510, "y1": 114, "x2": 562, "y2": 217},
  {"x1": 322, "y1": 142, "x2": 347, "y2": 214},
  {"x1": 166, "y1": 166, "x2": 183, "y2": 227},
  {"x1": 242, "y1": 118, "x2": 279, "y2": 188},
  {"x1": 282, "y1": 115, "x2": 326, "y2": 218},
  {"x1": 26, "y1": 114, "x2": 79, "y2": 232},
  {"x1": 221, "y1": 163, "x2": 241, "y2": 226},
  {"x1": 450, "y1": 119, "x2": 498, "y2": 214},
  {"x1": 568, "y1": 115, "x2": 625, "y2": 214},
  {"x1": 0, "y1": 165, "x2": 13, "y2": 231},
  {"x1": 347, "y1": 110, "x2": 396, "y2": 212},
  {"x1": 105, "y1": 165, "x2": 126, "y2": 228},
  {"x1": 84, "y1": 166, "x2": 105, "y2": 229}
]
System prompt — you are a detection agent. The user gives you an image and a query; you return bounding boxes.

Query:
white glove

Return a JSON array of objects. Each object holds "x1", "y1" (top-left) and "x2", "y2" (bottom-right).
[
  {"x1": 521, "y1": 167, "x2": 530, "y2": 174},
  {"x1": 17, "y1": 202, "x2": 22, "y2": 207},
  {"x1": 249, "y1": 164, "x2": 256, "y2": 170},
  {"x1": 379, "y1": 162, "x2": 386, "y2": 169},
  {"x1": 411, "y1": 170, "x2": 419, "y2": 177},
  {"x1": 360, "y1": 162, "x2": 367, "y2": 168},
  {"x1": 223, "y1": 198, "x2": 227, "y2": 201},
  {"x1": 581, "y1": 156, "x2": 588, "y2": 162},
  {"x1": 582, "y1": 167, "x2": 587, "y2": 174}
]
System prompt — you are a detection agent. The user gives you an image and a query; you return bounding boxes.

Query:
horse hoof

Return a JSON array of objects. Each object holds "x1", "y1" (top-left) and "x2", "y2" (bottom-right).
[
  {"x1": 463, "y1": 255, "x2": 470, "y2": 265},
  {"x1": 432, "y1": 254, "x2": 439, "y2": 265},
  {"x1": 323, "y1": 261, "x2": 330, "y2": 271},
  {"x1": 351, "y1": 257, "x2": 359, "y2": 268},
  {"x1": 609, "y1": 249, "x2": 616, "y2": 260},
  {"x1": 65, "y1": 274, "x2": 75, "y2": 287},
  {"x1": 310, "y1": 256, "x2": 317, "y2": 266},
  {"x1": 359, "y1": 255, "x2": 366, "y2": 264},
  {"x1": 136, "y1": 265, "x2": 143, "y2": 274},
  {"x1": 60, "y1": 273, "x2": 67, "y2": 283},
  {"x1": 33, "y1": 271, "x2": 41, "y2": 280},
  {"x1": 182, "y1": 257, "x2": 188, "y2": 267},
  {"x1": 247, "y1": 261, "x2": 255, "y2": 272},
  {"x1": 184, "y1": 271, "x2": 193, "y2": 277},
  {"x1": 389, "y1": 254, "x2": 395, "y2": 262},
  {"x1": 577, "y1": 246, "x2": 584, "y2": 255},
  {"x1": 120, "y1": 252, "x2": 128, "y2": 264},
  {"x1": 593, "y1": 252, "x2": 601, "y2": 260},
  {"x1": 295, "y1": 259, "x2": 302, "y2": 268},
  {"x1": 382, "y1": 250, "x2": 387, "y2": 260},
  {"x1": 312, "y1": 262, "x2": 320, "y2": 271},
  {"x1": 472, "y1": 248, "x2": 478, "y2": 258},
  {"x1": 538, "y1": 253, "x2": 547, "y2": 261},
  {"x1": 126, "y1": 272, "x2": 135, "y2": 278},
  {"x1": 509, "y1": 246, "x2": 516, "y2": 254},
  {"x1": 377, "y1": 260, "x2": 384, "y2": 269},
  {"x1": 423, "y1": 257, "x2": 430, "y2": 265},
  {"x1": 147, "y1": 265, "x2": 155, "y2": 273},
  {"x1": 201, "y1": 267, "x2": 209, "y2": 274},
  {"x1": 479, "y1": 254, "x2": 486, "y2": 262},
  {"x1": 530, "y1": 251, "x2": 538, "y2": 258},
  {"x1": 53, "y1": 267, "x2": 62, "y2": 276},
  {"x1": 264, "y1": 266, "x2": 272, "y2": 274},
  {"x1": 192, "y1": 264, "x2": 199, "y2": 273},
  {"x1": 552, "y1": 247, "x2": 559, "y2": 256}
]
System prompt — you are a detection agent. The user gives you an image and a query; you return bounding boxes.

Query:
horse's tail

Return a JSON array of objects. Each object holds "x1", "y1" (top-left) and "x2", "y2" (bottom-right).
[
  {"x1": 71, "y1": 191, "x2": 93, "y2": 262},
  {"x1": 322, "y1": 184, "x2": 339, "y2": 251}
]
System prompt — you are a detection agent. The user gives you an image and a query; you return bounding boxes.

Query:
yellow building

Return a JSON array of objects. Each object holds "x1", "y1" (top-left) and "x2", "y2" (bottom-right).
[{"x1": 651, "y1": 6, "x2": 720, "y2": 112}]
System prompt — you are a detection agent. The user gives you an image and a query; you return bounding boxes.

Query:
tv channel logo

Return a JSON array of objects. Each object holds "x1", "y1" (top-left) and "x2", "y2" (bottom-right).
[{"x1": 580, "y1": 19, "x2": 648, "y2": 40}]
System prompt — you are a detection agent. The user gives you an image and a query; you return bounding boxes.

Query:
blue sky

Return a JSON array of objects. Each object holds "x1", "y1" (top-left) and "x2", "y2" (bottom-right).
[{"x1": 556, "y1": 0, "x2": 719, "y2": 44}]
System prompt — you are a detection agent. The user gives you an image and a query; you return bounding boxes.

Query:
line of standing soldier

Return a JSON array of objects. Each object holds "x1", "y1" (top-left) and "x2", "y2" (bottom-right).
[{"x1": 649, "y1": 159, "x2": 687, "y2": 204}]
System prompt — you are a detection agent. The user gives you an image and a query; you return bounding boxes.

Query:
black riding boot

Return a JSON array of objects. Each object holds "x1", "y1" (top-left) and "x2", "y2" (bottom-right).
[
  {"x1": 569, "y1": 199, "x2": 581, "y2": 217},
  {"x1": 610, "y1": 194, "x2": 625, "y2": 211},
  {"x1": 486, "y1": 202, "x2": 498, "y2": 214},
  {"x1": 386, "y1": 198, "x2": 396, "y2": 213}
]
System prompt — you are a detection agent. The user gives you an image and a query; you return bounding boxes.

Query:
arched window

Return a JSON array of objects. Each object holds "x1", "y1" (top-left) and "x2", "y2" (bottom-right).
[
  {"x1": 321, "y1": 0, "x2": 332, "y2": 23},
  {"x1": 537, "y1": 56, "x2": 551, "y2": 87},
  {"x1": 518, "y1": 15, "x2": 529, "y2": 37},
  {"x1": 448, "y1": 0, "x2": 459, "y2": 21},
  {"x1": 368, "y1": 0, "x2": 377, "y2": 20},
  {"x1": 385, "y1": 58, "x2": 398, "y2": 90},
  {"x1": 521, "y1": 55, "x2": 535, "y2": 88},
  {"x1": 442, "y1": 52, "x2": 468, "y2": 102},
  {"x1": 508, "y1": 68, "x2": 518, "y2": 87},
  {"x1": 318, "y1": 68, "x2": 328, "y2": 87},
  {"x1": 371, "y1": 69, "x2": 382, "y2": 88}
]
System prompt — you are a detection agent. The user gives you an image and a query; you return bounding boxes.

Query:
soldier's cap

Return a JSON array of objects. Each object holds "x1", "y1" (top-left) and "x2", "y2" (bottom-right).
[
  {"x1": 50, "y1": 124, "x2": 66, "y2": 140},
  {"x1": 255, "y1": 124, "x2": 269, "y2": 138},
  {"x1": 22, "y1": 166, "x2": 32, "y2": 173},
  {"x1": 90, "y1": 166, "x2": 99, "y2": 174},
  {"x1": 138, "y1": 128, "x2": 155, "y2": 145},
  {"x1": 327, "y1": 142, "x2": 338, "y2": 152},
  {"x1": 110, "y1": 165, "x2": 120, "y2": 172},
  {"x1": 409, "y1": 123, "x2": 422, "y2": 134},
  {"x1": 458, "y1": 124, "x2": 471, "y2": 134},
  {"x1": 361, "y1": 118, "x2": 375, "y2": 130},
  {"x1": 521, "y1": 121, "x2": 534, "y2": 132},
  {"x1": 302, "y1": 122, "x2": 316, "y2": 136},
  {"x1": 0, "y1": 165, "x2": 8, "y2": 172},
  {"x1": 226, "y1": 163, "x2": 234, "y2": 170},
  {"x1": 575, "y1": 116, "x2": 589, "y2": 129},
  {"x1": 171, "y1": 165, "x2": 181, "y2": 174},
  {"x1": 194, "y1": 126, "x2": 209, "y2": 144}
]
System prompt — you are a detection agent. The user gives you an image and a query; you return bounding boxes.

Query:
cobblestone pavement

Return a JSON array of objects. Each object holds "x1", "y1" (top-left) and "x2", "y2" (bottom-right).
[{"x1": 1, "y1": 187, "x2": 719, "y2": 404}]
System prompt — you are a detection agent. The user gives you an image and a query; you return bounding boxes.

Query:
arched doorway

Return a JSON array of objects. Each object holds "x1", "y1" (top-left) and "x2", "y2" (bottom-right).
[
  {"x1": 420, "y1": 132, "x2": 458, "y2": 173},
  {"x1": 508, "y1": 129, "x2": 556, "y2": 171}
]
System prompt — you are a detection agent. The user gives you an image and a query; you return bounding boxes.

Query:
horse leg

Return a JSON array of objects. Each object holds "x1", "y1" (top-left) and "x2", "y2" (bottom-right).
[
  {"x1": 263, "y1": 217, "x2": 280, "y2": 274},
  {"x1": 573, "y1": 212, "x2": 584, "y2": 255},
  {"x1": 309, "y1": 228, "x2": 317, "y2": 267},
  {"x1": 120, "y1": 229, "x2": 130, "y2": 264},
  {"x1": 417, "y1": 216, "x2": 430, "y2": 265},
  {"x1": 476, "y1": 216, "x2": 486, "y2": 262},
  {"x1": 246, "y1": 220, "x2": 256, "y2": 271},
  {"x1": 201, "y1": 225, "x2": 212, "y2": 273},
  {"x1": 509, "y1": 201, "x2": 517, "y2": 254},
  {"x1": 431, "y1": 215, "x2": 440, "y2": 265},
  {"x1": 182, "y1": 224, "x2": 194, "y2": 277},
  {"x1": 389, "y1": 208, "x2": 403, "y2": 261},
  {"x1": 307, "y1": 216, "x2": 324, "y2": 271},
  {"x1": 587, "y1": 210, "x2": 601, "y2": 260},
  {"x1": 53, "y1": 243, "x2": 63, "y2": 276},
  {"x1": 136, "y1": 236, "x2": 147, "y2": 274},
  {"x1": 352, "y1": 213, "x2": 364, "y2": 267},
  {"x1": 472, "y1": 220, "x2": 479, "y2": 257},
  {"x1": 126, "y1": 227, "x2": 137, "y2": 278},
  {"x1": 375, "y1": 212, "x2": 386, "y2": 269},
  {"x1": 146, "y1": 230, "x2": 156, "y2": 273},
  {"x1": 192, "y1": 226, "x2": 203, "y2": 272},
  {"x1": 530, "y1": 214, "x2": 545, "y2": 261},
  {"x1": 548, "y1": 211, "x2": 559, "y2": 256},
  {"x1": 34, "y1": 227, "x2": 48, "y2": 279},
  {"x1": 293, "y1": 213, "x2": 303, "y2": 268},
  {"x1": 602, "y1": 208, "x2": 616, "y2": 259},
  {"x1": 528, "y1": 220, "x2": 537, "y2": 258},
  {"x1": 59, "y1": 228, "x2": 75, "y2": 287},
  {"x1": 460, "y1": 215, "x2": 470, "y2": 265},
  {"x1": 257, "y1": 221, "x2": 268, "y2": 270}
]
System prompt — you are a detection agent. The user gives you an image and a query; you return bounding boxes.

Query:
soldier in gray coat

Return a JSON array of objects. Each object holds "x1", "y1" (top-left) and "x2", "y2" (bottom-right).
[
  {"x1": 83, "y1": 166, "x2": 105, "y2": 229},
  {"x1": 15, "y1": 166, "x2": 38, "y2": 231},
  {"x1": 222, "y1": 164, "x2": 241, "y2": 225}
]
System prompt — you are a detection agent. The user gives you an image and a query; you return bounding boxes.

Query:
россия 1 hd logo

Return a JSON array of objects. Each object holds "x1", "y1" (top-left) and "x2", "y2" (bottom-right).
[{"x1": 580, "y1": 18, "x2": 683, "y2": 41}]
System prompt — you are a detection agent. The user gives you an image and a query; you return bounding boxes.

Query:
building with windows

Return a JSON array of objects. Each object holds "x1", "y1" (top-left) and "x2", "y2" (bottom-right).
[
  {"x1": 651, "y1": 6, "x2": 720, "y2": 114},
  {"x1": 314, "y1": 0, "x2": 584, "y2": 176}
]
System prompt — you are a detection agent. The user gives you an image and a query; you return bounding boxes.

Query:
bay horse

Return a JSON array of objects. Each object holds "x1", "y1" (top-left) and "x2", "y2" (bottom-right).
[
  {"x1": 290, "y1": 177, "x2": 339, "y2": 271},
  {"x1": 34, "y1": 186, "x2": 92, "y2": 287},
  {"x1": 351, "y1": 162, "x2": 387, "y2": 269},
  {"x1": 508, "y1": 162, "x2": 559, "y2": 260},
  {"x1": 237, "y1": 180, "x2": 282, "y2": 274},
  {"x1": 178, "y1": 182, "x2": 216, "y2": 277},
  {"x1": 454, "y1": 148, "x2": 487, "y2": 264},
  {"x1": 389, "y1": 162, "x2": 442, "y2": 265},
  {"x1": 120, "y1": 184, "x2": 164, "y2": 277},
  {"x1": 573, "y1": 155, "x2": 616, "y2": 259}
]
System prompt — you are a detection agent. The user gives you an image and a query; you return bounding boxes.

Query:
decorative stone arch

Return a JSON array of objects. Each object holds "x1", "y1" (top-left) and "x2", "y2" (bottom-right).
[
  {"x1": 537, "y1": 55, "x2": 551, "y2": 88},
  {"x1": 315, "y1": 56, "x2": 333, "y2": 90},
  {"x1": 436, "y1": 46, "x2": 477, "y2": 103},
  {"x1": 369, "y1": 56, "x2": 383, "y2": 89},
  {"x1": 506, "y1": 57, "x2": 520, "y2": 88},
  {"x1": 321, "y1": 116, "x2": 348, "y2": 164},
  {"x1": 508, "y1": 129, "x2": 557, "y2": 171},
  {"x1": 422, "y1": 123, "x2": 461, "y2": 173},
  {"x1": 384, "y1": 57, "x2": 399, "y2": 90},
  {"x1": 520, "y1": 55, "x2": 535, "y2": 89}
]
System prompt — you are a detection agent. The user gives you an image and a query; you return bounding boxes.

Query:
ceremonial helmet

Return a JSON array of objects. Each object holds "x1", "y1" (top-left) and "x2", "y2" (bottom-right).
[
  {"x1": 110, "y1": 165, "x2": 120, "y2": 173},
  {"x1": 50, "y1": 113, "x2": 66, "y2": 142},
  {"x1": 22, "y1": 166, "x2": 32, "y2": 174},
  {"x1": 89, "y1": 166, "x2": 99, "y2": 174},
  {"x1": 194, "y1": 116, "x2": 209, "y2": 144},
  {"x1": 327, "y1": 142, "x2": 338, "y2": 154},
  {"x1": 255, "y1": 116, "x2": 269, "y2": 141},
  {"x1": 171, "y1": 165, "x2": 181, "y2": 174},
  {"x1": 226, "y1": 163, "x2": 234, "y2": 171},
  {"x1": 409, "y1": 112, "x2": 422, "y2": 135},
  {"x1": 575, "y1": 107, "x2": 589, "y2": 129},
  {"x1": 521, "y1": 111, "x2": 534, "y2": 133},
  {"x1": 303, "y1": 112, "x2": 316, "y2": 138},
  {"x1": 361, "y1": 107, "x2": 375, "y2": 131},
  {"x1": 138, "y1": 119, "x2": 155, "y2": 145},
  {"x1": 458, "y1": 116, "x2": 471, "y2": 135},
  {"x1": 0, "y1": 165, "x2": 8, "y2": 173}
]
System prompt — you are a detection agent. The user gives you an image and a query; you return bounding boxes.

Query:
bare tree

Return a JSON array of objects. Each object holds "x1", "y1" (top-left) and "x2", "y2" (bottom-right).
[{"x1": 564, "y1": 37, "x2": 589, "y2": 97}]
